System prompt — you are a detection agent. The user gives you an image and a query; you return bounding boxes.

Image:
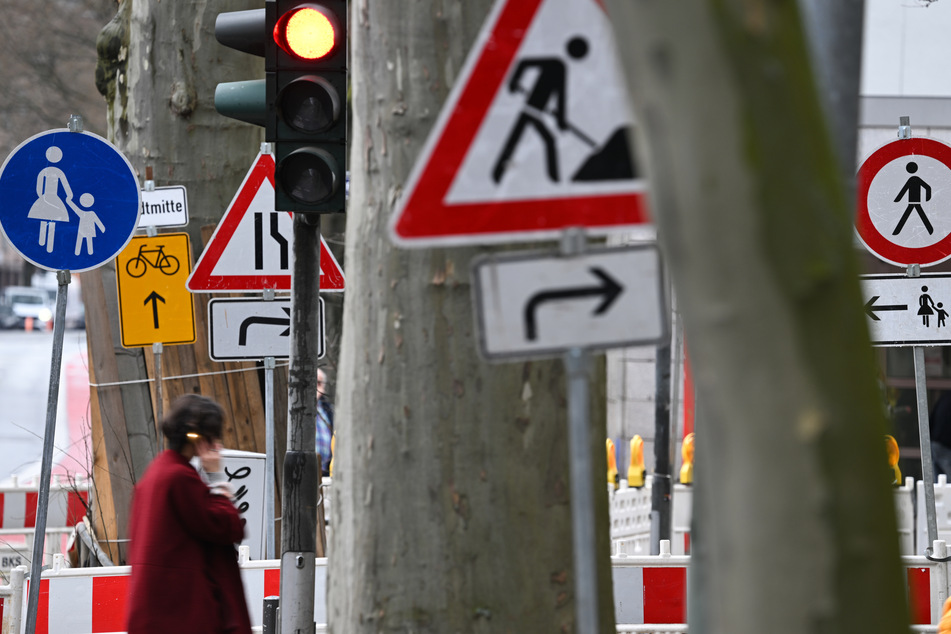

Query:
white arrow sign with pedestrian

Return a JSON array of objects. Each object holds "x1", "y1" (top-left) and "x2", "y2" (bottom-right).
[
  {"x1": 472, "y1": 244, "x2": 667, "y2": 360},
  {"x1": 861, "y1": 274, "x2": 951, "y2": 346}
]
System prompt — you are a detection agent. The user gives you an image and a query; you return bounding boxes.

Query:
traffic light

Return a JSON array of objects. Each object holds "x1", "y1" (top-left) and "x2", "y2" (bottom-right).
[
  {"x1": 213, "y1": 5, "x2": 273, "y2": 134},
  {"x1": 272, "y1": 0, "x2": 347, "y2": 213}
]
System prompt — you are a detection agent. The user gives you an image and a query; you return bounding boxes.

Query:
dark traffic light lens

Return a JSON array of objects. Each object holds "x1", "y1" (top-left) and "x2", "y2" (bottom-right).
[
  {"x1": 277, "y1": 148, "x2": 339, "y2": 204},
  {"x1": 278, "y1": 76, "x2": 340, "y2": 134}
]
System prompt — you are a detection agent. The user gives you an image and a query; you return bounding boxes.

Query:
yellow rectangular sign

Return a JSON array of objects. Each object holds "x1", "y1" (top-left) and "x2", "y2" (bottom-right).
[{"x1": 116, "y1": 233, "x2": 196, "y2": 347}]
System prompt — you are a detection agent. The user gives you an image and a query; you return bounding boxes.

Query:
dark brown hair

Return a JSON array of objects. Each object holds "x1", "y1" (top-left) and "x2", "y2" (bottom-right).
[{"x1": 162, "y1": 394, "x2": 224, "y2": 452}]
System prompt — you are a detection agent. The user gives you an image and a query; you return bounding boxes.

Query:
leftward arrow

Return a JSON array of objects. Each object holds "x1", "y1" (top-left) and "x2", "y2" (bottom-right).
[
  {"x1": 238, "y1": 307, "x2": 291, "y2": 345},
  {"x1": 864, "y1": 295, "x2": 908, "y2": 321},
  {"x1": 144, "y1": 291, "x2": 165, "y2": 329},
  {"x1": 524, "y1": 267, "x2": 624, "y2": 341}
]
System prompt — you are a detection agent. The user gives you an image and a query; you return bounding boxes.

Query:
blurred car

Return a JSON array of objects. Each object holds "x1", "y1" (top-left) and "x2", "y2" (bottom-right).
[{"x1": 1, "y1": 287, "x2": 53, "y2": 330}]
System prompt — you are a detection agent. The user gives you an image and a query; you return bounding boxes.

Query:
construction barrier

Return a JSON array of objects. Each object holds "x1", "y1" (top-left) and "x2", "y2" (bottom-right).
[
  {"x1": 0, "y1": 476, "x2": 89, "y2": 531},
  {"x1": 612, "y1": 476, "x2": 918, "y2": 557},
  {"x1": 2, "y1": 539, "x2": 946, "y2": 633},
  {"x1": 0, "y1": 477, "x2": 90, "y2": 574},
  {"x1": 5, "y1": 546, "x2": 325, "y2": 634},
  {"x1": 610, "y1": 480, "x2": 691, "y2": 556}
]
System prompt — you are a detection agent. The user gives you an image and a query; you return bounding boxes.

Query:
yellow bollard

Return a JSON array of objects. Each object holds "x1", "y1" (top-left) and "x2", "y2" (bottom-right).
[
  {"x1": 939, "y1": 596, "x2": 951, "y2": 634},
  {"x1": 628, "y1": 435, "x2": 645, "y2": 488},
  {"x1": 680, "y1": 432, "x2": 695, "y2": 485},
  {"x1": 329, "y1": 434, "x2": 335, "y2": 478},
  {"x1": 885, "y1": 434, "x2": 901, "y2": 485},
  {"x1": 607, "y1": 439, "x2": 619, "y2": 490}
]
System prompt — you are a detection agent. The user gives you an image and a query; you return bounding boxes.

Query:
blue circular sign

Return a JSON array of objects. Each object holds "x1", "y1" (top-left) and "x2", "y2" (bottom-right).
[{"x1": 0, "y1": 129, "x2": 140, "y2": 272}]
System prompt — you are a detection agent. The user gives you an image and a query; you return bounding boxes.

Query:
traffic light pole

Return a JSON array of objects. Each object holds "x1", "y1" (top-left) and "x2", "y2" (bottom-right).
[{"x1": 280, "y1": 213, "x2": 321, "y2": 634}]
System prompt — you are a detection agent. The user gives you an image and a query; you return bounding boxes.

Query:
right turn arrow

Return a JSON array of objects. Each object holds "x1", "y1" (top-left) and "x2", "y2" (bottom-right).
[{"x1": 524, "y1": 267, "x2": 624, "y2": 341}]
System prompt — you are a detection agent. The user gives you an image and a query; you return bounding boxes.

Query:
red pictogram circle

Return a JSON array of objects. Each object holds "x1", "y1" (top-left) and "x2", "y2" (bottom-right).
[{"x1": 856, "y1": 137, "x2": 951, "y2": 267}]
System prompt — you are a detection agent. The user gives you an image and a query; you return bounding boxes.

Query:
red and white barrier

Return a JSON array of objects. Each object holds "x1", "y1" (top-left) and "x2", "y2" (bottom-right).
[
  {"x1": 0, "y1": 480, "x2": 88, "y2": 531},
  {"x1": 611, "y1": 477, "x2": 918, "y2": 558},
  {"x1": 2, "y1": 540, "x2": 947, "y2": 633},
  {"x1": 8, "y1": 547, "x2": 327, "y2": 634},
  {"x1": 612, "y1": 548, "x2": 687, "y2": 626}
]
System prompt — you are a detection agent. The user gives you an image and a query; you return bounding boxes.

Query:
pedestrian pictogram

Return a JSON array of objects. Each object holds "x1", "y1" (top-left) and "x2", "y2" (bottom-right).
[
  {"x1": 893, "y1": 162, "x2": 933, "y2": 236},
  {"x1": 0, "y1": 129, "x2": 140, "y2": 272},
  {"x1": 856, "y1": 136, "x2": 951, "y2": 266},
  {"x1": 862, "y1": 274, "x2": 951, "y2": 345},
  {"x1": 186, "y1": 152, "x2": 345, "y2": 292},
  {"x1": 116, "y1": 233, "x2": 196, "y2": 348},
  {"x1": 390, "y1": 0, "x2": 648, "y2": 247}
]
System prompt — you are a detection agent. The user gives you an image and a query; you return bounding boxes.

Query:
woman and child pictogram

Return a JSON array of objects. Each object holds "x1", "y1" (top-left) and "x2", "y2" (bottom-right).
[
  {"x1": 27, "y1": 146, "x2": 104, "y2": 255},
  {"x1": 919, "y1": 286, "x2": 949, "y2": 328}
]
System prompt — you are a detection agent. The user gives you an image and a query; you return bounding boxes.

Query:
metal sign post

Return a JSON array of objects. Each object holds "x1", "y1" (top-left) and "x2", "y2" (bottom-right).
[
  {"x1": 906, "y1": 261, "x2": 941, "y2": 552},
  {"x1": 24, "y1": 270, "x2": 70, "y2": 634},
  {"x1": 565, "y1": 346, "x2": 599, "y2": 634},
  {"x1": 264, "y1": 356, "x2": 277, "y2": 560},
  {"x1": 262, "y1": 287, "x2": 277, "y2": 561},
  {"x1": 559, "y1": 229, "x2": 599, "y2": 634},
  {"x1": 913, "y1": 344, "x2": 939, "y2": 549}
]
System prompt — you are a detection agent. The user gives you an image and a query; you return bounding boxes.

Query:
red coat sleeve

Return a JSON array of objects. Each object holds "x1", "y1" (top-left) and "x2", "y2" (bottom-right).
[{"x1": 167, "y1": 464, "x2": 245, "y2": 545}]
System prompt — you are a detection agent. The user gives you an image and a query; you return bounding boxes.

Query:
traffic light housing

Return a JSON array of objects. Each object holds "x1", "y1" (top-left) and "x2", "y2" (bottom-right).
[
  {"x1": 213, "y1": 6, "x2": 273, "y2": 134},
  {"x1": 272, "y1": 1, "x2": 347, "y2": 213}
]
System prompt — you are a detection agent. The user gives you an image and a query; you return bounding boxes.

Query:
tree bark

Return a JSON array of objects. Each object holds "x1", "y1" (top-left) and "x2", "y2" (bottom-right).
[
  {"x1": 332, "y1": 1, "x2": 614, "y2": 632},
  {"x1": 89, "y1": 0, "x2": 282, "y2": 561},
  {"x1": 604, "y1": 1, "x2": 908, "y2": 632}
]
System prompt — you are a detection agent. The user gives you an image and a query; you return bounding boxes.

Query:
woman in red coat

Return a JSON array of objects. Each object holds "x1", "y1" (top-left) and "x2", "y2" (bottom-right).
[{"x1": 126, "y1": 394, "x2": 252, "y2": 634}]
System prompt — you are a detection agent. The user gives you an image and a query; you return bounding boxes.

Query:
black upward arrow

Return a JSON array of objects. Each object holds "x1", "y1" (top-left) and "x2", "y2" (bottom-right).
[
  {"x1": 524, "y1": 267, "x2": 624, "y2": 341},
  {"x1": 238, "y1": 307, "x2": 291, "y2": 345},
  {"x1": 864, "y1": 295, "x2": 908, "y2": 321},
  {"x1": 144, "y1": 291, "x2": 165, "y2": 329}
]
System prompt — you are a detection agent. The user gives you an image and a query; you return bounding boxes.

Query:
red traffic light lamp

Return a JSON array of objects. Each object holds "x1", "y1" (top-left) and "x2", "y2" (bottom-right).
[{"x1": 274, "y1": 5, "x2": 339, "y2": 60}]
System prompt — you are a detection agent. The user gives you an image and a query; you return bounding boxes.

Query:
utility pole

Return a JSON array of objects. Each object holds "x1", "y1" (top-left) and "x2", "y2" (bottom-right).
[{"x1": 280, "y1": 213, "x2": 322, "y2": 634}]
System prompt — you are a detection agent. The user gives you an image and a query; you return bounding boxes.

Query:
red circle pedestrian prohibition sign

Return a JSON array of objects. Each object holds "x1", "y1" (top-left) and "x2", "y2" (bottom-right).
[{"x1": 856, "y1": 137, "x2": 951, "y2": 267}]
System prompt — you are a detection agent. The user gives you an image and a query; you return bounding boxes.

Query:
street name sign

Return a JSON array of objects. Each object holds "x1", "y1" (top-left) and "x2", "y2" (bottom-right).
[
  {"x1": 187, "y1": 152, "x2": 345, "y2": 292},
  {"x1": 138, "y1": 185, "x2": 188, "y2": 229},
  {"x1": 390, "y1": 0, "x2": 649, "y2": 247},
  {"x1": 208, "y1": 297, "x2": 325, "y2": 361},
  {"x1": 0, "y1": 129, "x2": 140, "y2": 272},
  {"x1": 862, "y1": 274, "x2": 951, "y2": 346},
  {"x1": 472, "y1": 244, "x2": 667, "y2": 360},
  {"x1": 115, "y1": 233, "x2": 196, "y2": 348},
  {"x1": 857, "y1": 136, "x2": 951, "y2": 267}
]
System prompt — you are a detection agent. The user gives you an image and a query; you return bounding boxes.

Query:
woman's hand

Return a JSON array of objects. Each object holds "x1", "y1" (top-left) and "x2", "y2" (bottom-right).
[{"x1": 196, "y1": 438, "x2": 223, "y2": 473}]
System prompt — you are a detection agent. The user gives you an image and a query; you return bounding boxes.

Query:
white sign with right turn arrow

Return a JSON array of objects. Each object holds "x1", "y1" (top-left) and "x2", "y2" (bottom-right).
[
  {"x1": 472, "y1": 244, "x2": 667, "y2": 360},
  {"x1": 861, "y1": 274, "x2": 951, "y2": 346}
]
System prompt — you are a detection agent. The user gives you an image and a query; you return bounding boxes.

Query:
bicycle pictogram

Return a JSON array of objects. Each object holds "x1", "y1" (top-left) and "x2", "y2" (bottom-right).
[{"x1": 126, "y1": 243, "x2": 181, "y2": 278}]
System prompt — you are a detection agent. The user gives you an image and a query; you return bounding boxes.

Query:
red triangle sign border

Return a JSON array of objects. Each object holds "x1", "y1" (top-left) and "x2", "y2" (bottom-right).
[
  {"x1": 389, "y1": 0, "x2": 650, "y2": 247},
  {"x1": 186, "y1": 152, "x2": 346, "y2": 292}
]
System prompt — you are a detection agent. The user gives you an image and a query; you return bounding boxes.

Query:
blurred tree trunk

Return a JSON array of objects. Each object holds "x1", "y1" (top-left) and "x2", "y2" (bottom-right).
[
  {"x1": 330, "y1": 2, "x2": 615, "y2": 633},
  {"x1": 605, "y1": 1, "x2": 908, "y2": 632},
  {"x1": 87, "y1": 0, "x2": 273, "y2": 563}
]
